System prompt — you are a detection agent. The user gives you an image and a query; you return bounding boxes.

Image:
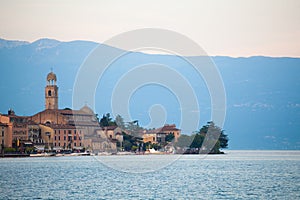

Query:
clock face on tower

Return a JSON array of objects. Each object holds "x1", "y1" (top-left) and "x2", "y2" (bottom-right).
[{"x1": 45, "y1": 72, "x2": 58, "y2": 110}]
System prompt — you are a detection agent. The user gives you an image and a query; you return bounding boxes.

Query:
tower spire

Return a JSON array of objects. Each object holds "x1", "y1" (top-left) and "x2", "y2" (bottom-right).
[{"x1": 45, "y1": 71, "x2": 58, "y2": 109}]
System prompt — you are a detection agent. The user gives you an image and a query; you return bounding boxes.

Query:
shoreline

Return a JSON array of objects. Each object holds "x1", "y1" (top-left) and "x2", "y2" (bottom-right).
[{"x1": 0, "y1": 150, "x2": 300, "y2": 159}]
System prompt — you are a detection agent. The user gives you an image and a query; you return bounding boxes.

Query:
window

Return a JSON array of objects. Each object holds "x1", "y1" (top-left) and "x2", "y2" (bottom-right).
[
  {"x1": 48, "y1": 90, "x2": 52, "y2": 96},
  {"x1": 54, "y1": 143, "x2": 56, "y2": 146},
  {"x1": 74, "y1": 136, "x2": 77, "y2": 140},
  {"x1": 64, "y1": 136, "x2": 66, "y2": 140},
  {"x1": 54, "y1": 130, "x2": 56, "y2": 134},
  {"x1": 58, "y1": 136, "x2": 60, "y2": 140},
  {"x1": 64, "y1": 130, "x2": 66, "y2": 134},
  {"x1": 58, "y1": 143, "x2": 60, "y2": 146},
  {"x1": 54, "y1": 136, "x2": 56, "y2": 140},
  {"x1": 59, "y1": 130, "x2": 60, "y2": 134},
  {"x1": 2, "y1": 131, "x2": 4, "y2": 137},
  {"x1": 79, "y1": 143, "x2": 82, "y2": 146},
  {"x1": 74, "y1": 143, "x2": 76, "y2": 146}
]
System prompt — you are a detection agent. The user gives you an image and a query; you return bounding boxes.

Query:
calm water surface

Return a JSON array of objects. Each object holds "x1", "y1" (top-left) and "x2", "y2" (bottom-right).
[{"x1": 0, "y1": 150, "x2": 299, "y2": 199}]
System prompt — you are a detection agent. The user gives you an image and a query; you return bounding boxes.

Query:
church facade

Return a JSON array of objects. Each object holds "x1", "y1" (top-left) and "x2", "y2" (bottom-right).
[{"x1": 0, "y1": 72, "x2": 120, "y2": 153}]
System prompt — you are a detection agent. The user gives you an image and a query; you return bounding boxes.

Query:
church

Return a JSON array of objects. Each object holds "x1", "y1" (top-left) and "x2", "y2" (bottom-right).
[{"x1": 0, "y1": 72, "x2": 121, "y2": 153}]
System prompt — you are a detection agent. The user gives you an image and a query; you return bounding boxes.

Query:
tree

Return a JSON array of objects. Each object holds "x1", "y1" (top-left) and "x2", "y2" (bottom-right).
[
  {"x1": 190, "y1": 134, "x2": 204, "y2": 149},
  {"x1": 99, "y1": 113, "x2": 116, "y2": 127},
  {"x1": 121, "y1": 132, "x2": 142, "y2": 152},
  {"x1": 99, "y1": 114, "x2": 109, "y2": 127},
  {"x1": 125, "y1": 120, "x2": 143, "y2": 138},
  {"x1": 198, "y1": 121, "x2": 228, "y2": 153},
  {"x1": 175, "y1": 121, "x2": 229, "y2": 154},
  {"x1": 175, "y1": 134, "x2": 194, "y2": 148},
  {"x1": 165, "y1": 133, "x2": 175, "y2": 143},
  {"x1": 219, "y1": 130, "x2": 229, "y2": 149},
  {"x1": 123, "y1": 140, "x2": 133, "y2": 151},
  {"x1": 115, "y1": 115, "x2": 125, "y2": 129}
]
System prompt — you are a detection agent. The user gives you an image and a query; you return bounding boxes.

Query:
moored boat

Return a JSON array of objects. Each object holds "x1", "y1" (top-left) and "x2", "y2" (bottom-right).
[{"x1": 29, "y1": 152, "x2": 56, "y2": 157}]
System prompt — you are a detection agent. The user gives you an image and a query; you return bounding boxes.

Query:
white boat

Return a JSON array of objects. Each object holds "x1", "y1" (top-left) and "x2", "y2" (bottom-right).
[
  {"x1": 29, "y1": 152, "x2": 55, "y2": 157},
  {"x1": 69, "y1": 151, "x2": 92, "y2": 156},
  {"x1": 145, "y1": 148, "x2": 164, "y2": 154}
]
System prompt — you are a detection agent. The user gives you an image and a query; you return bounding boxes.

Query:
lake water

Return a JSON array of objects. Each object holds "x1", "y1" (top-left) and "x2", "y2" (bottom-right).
[{"x1": 0, "y1": 150, "x2": 299, "y2": 199}]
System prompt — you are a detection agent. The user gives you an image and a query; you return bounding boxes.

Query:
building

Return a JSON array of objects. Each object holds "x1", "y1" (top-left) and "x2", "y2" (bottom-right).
[
  {"x1": 142, "y1": 124, "x2": 181, "y2": 144},
  {"x1": 0, "y1": 115, "x2": 13, "y2": 150},
  {"x1": 0, "y1": 71, "x2": 120, "y2": 153},
  {"x1": 158, "y1": 124, "x2": 181, "y2": 142}
]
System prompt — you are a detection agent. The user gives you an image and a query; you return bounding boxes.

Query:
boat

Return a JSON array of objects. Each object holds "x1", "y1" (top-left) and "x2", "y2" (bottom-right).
[
  {"x1": 29, "y1": 152, "x2": 56, "y2": 157},
  {"x1": 69, "y1": 151, "x2": 92, "y2": 156},
  {"x1": 145, "y1": 148, "x2": 164, "y2": 154}
]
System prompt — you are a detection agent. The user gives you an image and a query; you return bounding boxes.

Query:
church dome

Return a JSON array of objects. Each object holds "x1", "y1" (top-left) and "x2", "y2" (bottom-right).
[{"x1": 47, "y1": 72, "x2": 57, "y2": 82}]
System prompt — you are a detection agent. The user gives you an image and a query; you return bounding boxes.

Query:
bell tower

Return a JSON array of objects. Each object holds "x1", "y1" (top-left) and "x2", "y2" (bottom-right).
[{"x1": 45, "y1": 71, "x2": 58, "y2": 110}]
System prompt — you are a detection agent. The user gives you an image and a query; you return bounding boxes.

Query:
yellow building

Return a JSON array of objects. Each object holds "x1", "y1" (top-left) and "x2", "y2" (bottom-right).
[
  {"x1": 142, "y1": 124, "x2": 181, "y2": 144},
  {"x1": 0, "y1": 115, "x2": 13, "y2": 149},
  {"x1": 143, "y1": 133, "x2": 157, "y2": 144}
]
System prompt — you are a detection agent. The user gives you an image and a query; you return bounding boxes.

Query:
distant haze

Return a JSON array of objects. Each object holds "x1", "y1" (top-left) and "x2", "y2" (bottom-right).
[{"x1": 0, "y1": 0, "x2": 299, "y2": 57}]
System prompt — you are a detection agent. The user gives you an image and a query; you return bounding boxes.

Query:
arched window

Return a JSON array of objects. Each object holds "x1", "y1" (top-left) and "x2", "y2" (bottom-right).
[{"x1": 48, "y1": 90, "x2": 52, "y2": 96}]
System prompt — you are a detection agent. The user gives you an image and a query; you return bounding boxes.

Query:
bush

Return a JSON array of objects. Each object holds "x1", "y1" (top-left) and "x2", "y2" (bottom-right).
[{"x1": 4, "y1": 147, "x2": 16, "y2": 153}]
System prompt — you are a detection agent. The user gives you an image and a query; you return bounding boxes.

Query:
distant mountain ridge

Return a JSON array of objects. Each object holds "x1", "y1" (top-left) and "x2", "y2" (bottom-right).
[
  {"x1": 0, "y1": 38, "x2": 299, "y2": 150},
  {"x1": 0, "y1": 38, "x2": 30, "y2": 48}
]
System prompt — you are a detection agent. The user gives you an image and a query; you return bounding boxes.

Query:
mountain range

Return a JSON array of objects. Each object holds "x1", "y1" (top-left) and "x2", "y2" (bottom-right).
[{"x1": 0, "y1": 38, "x2": 299, "y2": 150}]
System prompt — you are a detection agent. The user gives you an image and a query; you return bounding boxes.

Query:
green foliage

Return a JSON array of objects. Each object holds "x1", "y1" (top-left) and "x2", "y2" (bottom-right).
[
  {"x1": 175, "y1": 121, "x2": 229, "y2": 154},
  {"x1": 99, "y1": 113, "x2": 116, "y2": 127},
  {"x1": 190, "y1": 134, "x2": 204, "y2": 149},
  {"x1": 115, "y1": 115, "x2": 125, "y2": 129},
  {"x1": 125, "y1": 120, "x2": 142, "y2": 137},
  {"x1": 4, "y1": 147, "x2": 16, "y2": 153},
  {"x1": 219, "y1": 131, "x2": 229, "y2": 149},
  {"x1": 165, "y1": 133, "x2": 175, "y2": 143},
  {"x1": 25, "y1": 147, "x2": 35, "y2": 153},
  {"x1": 123, "y1": 140, "x2": 133, "y2": 151},
  {"x1": 131, "y1": 145, "x2": 138, "y2": 151},
  {"x1": 122, "y1": 132, "x2": 142, "y2": 152},
  {"x1": 175, "y1": 134, "x2": 194, "y2": 148},
  {"x1": 150, "y1": 143, "x2": 162, "y2": 150}
]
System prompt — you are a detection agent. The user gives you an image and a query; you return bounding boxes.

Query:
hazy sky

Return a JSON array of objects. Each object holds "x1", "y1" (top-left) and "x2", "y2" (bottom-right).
[{"x1": 0, "y1": 0, "x2": 299, "y2": 57}]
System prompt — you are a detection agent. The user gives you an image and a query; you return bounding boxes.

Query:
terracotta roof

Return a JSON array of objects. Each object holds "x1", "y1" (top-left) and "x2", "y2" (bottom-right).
[
  {"x1": 146, "y1": 124, "x2": 181, "y2": 134},
  {"x1": 160, "y1": 124, "x2": 180, "y2": 131},
  {"x1": 43, "y1": 124, "x2": 78, "y2": 129}
]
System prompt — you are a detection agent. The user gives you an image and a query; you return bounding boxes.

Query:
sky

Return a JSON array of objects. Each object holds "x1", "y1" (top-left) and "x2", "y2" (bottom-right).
[{"x1": 0, "y1": 0, "x2": 299, "y2": 57}]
